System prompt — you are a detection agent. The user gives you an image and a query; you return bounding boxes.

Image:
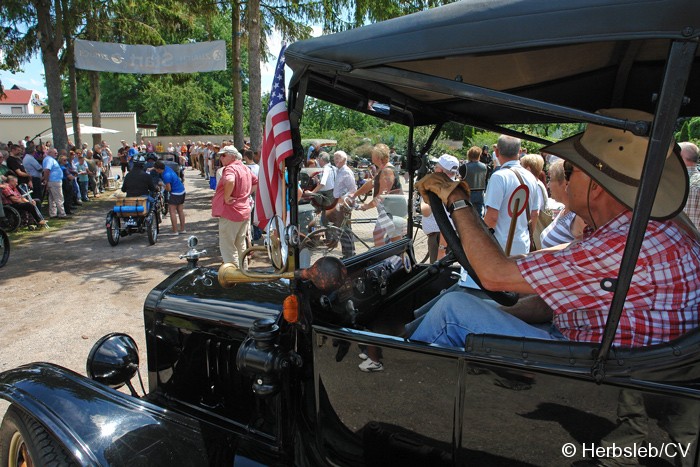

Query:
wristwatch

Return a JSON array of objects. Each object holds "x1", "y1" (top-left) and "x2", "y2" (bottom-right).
[{"x1": 448, "y1": 199, "x2": 472, "y2": 215}]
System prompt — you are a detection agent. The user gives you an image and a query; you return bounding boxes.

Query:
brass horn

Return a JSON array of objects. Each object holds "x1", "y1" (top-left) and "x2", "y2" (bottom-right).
[{"x1": 218, "y1": 256, "x2": 346, "y2": 293}]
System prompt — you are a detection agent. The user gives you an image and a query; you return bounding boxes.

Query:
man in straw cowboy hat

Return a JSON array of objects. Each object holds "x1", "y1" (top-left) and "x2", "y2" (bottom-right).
[{"x1": 410, "y1": 108, "x2": 700, "y2": 349}]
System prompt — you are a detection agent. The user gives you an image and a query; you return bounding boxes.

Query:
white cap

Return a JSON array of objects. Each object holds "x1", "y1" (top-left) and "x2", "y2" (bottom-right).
[
  {"x1": 437, "y1": 154, "x2": 459, "y2": 174},
  {"x1": 218, "y1": 145, "x2": 240, "y2": 156}
]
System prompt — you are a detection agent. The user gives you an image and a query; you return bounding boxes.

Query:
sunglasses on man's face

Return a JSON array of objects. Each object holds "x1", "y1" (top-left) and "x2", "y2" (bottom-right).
[{"x1": 564, "y1": 161, "x2": 574, "y2": 182}]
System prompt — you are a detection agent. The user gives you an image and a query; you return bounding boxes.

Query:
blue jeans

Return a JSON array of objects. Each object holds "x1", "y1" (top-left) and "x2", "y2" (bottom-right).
[
  {"x1": 78, "y1": 181, "x2": 89, "y2": 200},
  {"x1": 410, "y1": 292, "x2": 566, "y2": 347}
]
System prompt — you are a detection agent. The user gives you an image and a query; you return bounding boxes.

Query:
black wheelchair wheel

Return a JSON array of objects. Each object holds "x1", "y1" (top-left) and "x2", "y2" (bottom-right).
[
  {"x1": 107, "y1": 213, "x2": 121, "y2": 246},
  {"x1": 146, "y1": 213, "x2": 158, "y2": 245},
  {"x1": 0, "y1": 229, "x2": 9, "y2": 268},
  {"x1": 0, "y1": 206, "x2": 21, "y2": 233}
]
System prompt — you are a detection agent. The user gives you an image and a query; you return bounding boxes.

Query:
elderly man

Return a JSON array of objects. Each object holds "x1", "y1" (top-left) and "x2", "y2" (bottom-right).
[
  {"x1": 484, "y1": 135, "x2": 540, "y2": 255},
  {"x1": 411, "y1": 108, "x2": 700, "y2": 349},
  {"x1": 23, "y1": 145, "x2": 44, "y2": 206},
  {"x1": 330, "y1": 150, "x2": 358, "y2": 258},
  {"x1": 41, "y1": 148, "x2": 67, "y2": 218},
  {"x1": 212, "y1": 146, "x2": 258, "y2": 266}
]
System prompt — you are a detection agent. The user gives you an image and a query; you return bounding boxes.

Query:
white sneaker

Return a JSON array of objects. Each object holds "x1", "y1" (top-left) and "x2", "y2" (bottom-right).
[
  {"x1": 358, "y1": 359, "x2": 383, "y2": 372},
  {"x1": 358, "y1": 352, "x2": 368, "y2": 360}
]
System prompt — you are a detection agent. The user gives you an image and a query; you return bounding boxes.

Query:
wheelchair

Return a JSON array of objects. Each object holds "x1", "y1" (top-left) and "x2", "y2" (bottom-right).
[{"x1": 105, "y1": 195, "x2": 160, "y2": 246}]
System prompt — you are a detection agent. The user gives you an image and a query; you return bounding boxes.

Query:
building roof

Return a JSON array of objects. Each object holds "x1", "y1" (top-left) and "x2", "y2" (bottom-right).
[{"x1": 0, "y1": 89, "x2": 32, "y2": 105}]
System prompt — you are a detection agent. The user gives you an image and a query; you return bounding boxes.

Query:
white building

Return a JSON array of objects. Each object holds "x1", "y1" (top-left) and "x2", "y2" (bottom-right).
[{"x1": 0, "y1": 89, "x2": 44, "y2": 115}]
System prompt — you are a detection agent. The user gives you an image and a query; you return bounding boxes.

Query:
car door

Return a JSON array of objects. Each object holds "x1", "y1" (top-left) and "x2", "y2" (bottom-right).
[{"x1": 313, "y1": 325, "x2": 700, "y2": 466}]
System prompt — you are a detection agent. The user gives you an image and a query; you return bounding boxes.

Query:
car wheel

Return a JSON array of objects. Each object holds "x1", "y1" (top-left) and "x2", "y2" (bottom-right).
[
  {"x1": 0, "y1": 406, "x2": 77, "y2": 467},
  {"x1": 0, "y1": 228, "x2": 9, "y2": 268},
  {"x1": 411, "y1": 227, "x2": 430, "y2": 263},
  {"x1": 146, "y1": 213, "x2": 158, "y2": 245},
  {"x1": 107, "y1": 213, "x2": 121, "y2": 246}
]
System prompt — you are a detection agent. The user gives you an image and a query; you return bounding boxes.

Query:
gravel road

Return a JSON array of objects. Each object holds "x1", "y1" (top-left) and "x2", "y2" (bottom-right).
[
  {"x1": 0, "y1": 169, "x2": 224, "y2": 420},
  {"x1": 0, "y1": 168, "x2": 418, "y2": 422}
]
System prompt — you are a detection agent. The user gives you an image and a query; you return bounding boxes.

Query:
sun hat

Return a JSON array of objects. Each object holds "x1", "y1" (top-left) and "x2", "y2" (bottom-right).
[
  {"x1": 437, "y1": 154, "x2": 459, "y2": 174},
  {"x1": 541, "y1": 108, "x2": 686, "y2": 220},
  {"x1": 218, "y1": 145, "x2": 240, "y2": 156}
]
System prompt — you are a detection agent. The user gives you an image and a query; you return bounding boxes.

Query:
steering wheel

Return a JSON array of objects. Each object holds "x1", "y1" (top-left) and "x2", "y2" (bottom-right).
[{"x1": 428, "y1": 192, "x2": 518, "y2": 306}]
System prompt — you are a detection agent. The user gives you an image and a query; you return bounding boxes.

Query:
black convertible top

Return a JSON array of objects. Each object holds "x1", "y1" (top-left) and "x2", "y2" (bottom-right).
[{"x1": 286, "y1": 0, "x2": 700, "y2": 128}]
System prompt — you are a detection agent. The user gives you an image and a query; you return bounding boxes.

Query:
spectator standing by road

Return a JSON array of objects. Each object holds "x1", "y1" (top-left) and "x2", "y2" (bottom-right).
[
  {"x1": 681, "y1": 142, "x2": 700, "y2": 228},
  {"x1": 75, "y1": 154, "x2": 90, "y2": 202},
  {"x1": 539, "y1": 159, "x2": 586, "y2": 248},
  {"x1": 519, "y1": 154, "x2": 549, "y2": 249},
  {"x1": 212, "y1": 146, "x2": 257, "y2": 266},
  {"x1": 154, "y1": 160, "x2": 187, "y2": 235},
  {"x1": 354, "y1": 143, "x2": 404, "y2": 246},
  {"x1": 41, "y1": 148, "x2": 66, "y2": 218},
  {"x1": 6, "y1": 144, "x2": 32, "y2": 194},
  {"x1": 421, "y1": 154, "x2": 459, "y2": 262},
  {"x1": 483, "y1": 135, "x2": 540, "y2": 255},
  {"x1": 128, "y1": 142, "x2": 139, "y2": 172},
  {"x1": 330, "y1": 150, "x2": 358, "y2": 258},
  {"x1": 463, "y1": 146, "x2": 488, "y2": 217},
  {"x1": 23, "y1": 146, "x2": 44, "y2": 207}
]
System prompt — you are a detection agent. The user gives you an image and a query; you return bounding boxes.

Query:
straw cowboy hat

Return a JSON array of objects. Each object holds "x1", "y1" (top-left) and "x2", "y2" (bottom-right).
[{"x1": 542, "y1": 108, "x2": 687, "y2": 220}]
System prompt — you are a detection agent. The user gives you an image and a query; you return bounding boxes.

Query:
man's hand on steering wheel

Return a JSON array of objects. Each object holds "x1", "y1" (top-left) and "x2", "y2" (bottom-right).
[
  {"x1": 416, "y1": 173, "x2": 518, "y2": 307},
  {"x1": 415, "y1": 172, "x2": 471, "y2": 204}
]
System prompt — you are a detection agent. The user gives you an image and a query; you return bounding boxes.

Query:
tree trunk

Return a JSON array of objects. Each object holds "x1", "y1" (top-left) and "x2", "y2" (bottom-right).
[
  {"x1": 87, "y1": 3, "x2": 102, "y2": 149},
  {"x1": 66, "y1": 39, "x2": 81, "y2": 148},
  {"x1": 89, "y1": 71, "x2": 102, "y2": 148},
  {"x1": 35, "y1": 0, "x2": 68, "y2": 152},
  {"x1": 247, "y1": 0, "x2": 262, "y2": 153},
  {"x1": 232, "y1": 0, "x2": 244, "y2": 148}
]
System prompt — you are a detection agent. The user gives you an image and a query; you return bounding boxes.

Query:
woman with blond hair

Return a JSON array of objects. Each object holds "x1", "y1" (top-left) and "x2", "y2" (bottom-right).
[
  {"x1": 356, "y1": 143, "x2": 404, "y2": 246},
  {"x1": 539, "y1": 159, "x2": 586, "y2": 248}
]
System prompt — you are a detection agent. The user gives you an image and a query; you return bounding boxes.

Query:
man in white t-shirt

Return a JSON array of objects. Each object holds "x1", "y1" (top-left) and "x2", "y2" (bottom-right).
[{"x1": 483, "y1": 135, "x2": 540, "y2": 255}]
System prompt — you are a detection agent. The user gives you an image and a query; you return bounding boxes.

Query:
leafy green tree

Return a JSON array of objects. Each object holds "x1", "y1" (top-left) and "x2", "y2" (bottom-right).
[
  {"x1": 140, "y1": 77, "x2": 211, "y2": 135},
  {"x1": 1, "y1": 0, "x2": 72, "y2": 150},
  {"x1": 688, "y1": 117, "x2": 700, "y2": 142}
]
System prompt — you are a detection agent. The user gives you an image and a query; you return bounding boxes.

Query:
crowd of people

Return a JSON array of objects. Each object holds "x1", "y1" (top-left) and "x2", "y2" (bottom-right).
[{"x1": 4, "y1": 116, "x2": 700, "y2": 384}]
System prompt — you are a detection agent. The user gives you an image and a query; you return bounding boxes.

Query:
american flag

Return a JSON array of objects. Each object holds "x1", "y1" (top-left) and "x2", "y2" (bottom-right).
[{"x1": 254, "y1": 45, "x2": 294, "y2": 231}]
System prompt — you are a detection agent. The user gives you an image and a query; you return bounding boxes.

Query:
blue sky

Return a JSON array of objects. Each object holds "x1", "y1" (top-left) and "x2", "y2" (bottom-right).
[{"x1": 0, "y1": 30, "x2": 297, "y2": 101}]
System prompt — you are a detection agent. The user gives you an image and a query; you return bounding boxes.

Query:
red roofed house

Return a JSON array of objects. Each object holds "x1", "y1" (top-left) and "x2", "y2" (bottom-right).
[{"x1": 0, "y1": 89, "x2": 45, "y2": 114}]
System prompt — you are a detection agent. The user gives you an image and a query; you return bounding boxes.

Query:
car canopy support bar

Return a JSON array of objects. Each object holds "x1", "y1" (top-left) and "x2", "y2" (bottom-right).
[
  {"x1": 348, "y1": 67, "x2": 651, "y2": 136},
  {"x1": 592, "y1": 39, "x2": 698, "y2": 381}
]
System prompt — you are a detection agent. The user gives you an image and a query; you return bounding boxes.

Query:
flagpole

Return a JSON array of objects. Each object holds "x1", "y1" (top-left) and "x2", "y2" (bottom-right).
[{"x1": 282, "y1": 167, "x2": 287, "y2": 225}]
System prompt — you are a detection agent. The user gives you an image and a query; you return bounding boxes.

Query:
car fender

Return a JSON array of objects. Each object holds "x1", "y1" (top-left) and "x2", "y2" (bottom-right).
[{"x1": 0, "y1": 363, "x2": 209, "y2": 466}]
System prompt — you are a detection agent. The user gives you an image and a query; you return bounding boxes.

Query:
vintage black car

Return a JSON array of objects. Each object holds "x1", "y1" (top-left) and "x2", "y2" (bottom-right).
[{"x1": 2, "y1": 0, "x2": 700, "y2": 465}]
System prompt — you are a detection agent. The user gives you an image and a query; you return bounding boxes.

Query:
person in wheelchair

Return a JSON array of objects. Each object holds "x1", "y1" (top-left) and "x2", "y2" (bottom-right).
[
  {"x1": 410, "y1": 109, "x2": 700, "y2": 349},
  {"x1": 121, "y1": 155, "x2": 157, "y2": 209},
  {"x1": 1, "y1": 175, "x2": 46, "y2": 228}
]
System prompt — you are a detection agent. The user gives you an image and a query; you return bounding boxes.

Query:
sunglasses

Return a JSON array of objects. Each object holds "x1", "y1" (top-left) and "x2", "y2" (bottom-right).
[{"x1": 563, "y1": 161, "x2": 574, "y2": 182}]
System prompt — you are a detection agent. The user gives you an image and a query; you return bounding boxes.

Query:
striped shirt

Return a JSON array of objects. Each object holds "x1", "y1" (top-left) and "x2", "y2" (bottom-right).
[
  {"x1": 518, "y1": 211, "x2": 700, "y2": 347},
  {"x1": 540, "y1": 210, "x2": 576, "y2": 248}
]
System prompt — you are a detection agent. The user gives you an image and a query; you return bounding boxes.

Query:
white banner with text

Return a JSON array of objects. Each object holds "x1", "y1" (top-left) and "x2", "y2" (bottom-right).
[{"x1": 75, "y1": 39, "x2": 227, "y2": 74}]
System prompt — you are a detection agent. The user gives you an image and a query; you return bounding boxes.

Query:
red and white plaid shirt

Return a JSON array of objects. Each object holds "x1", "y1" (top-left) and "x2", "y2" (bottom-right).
[{"x1": 517, "y1": 211, "x2": 700, "y2": 347}]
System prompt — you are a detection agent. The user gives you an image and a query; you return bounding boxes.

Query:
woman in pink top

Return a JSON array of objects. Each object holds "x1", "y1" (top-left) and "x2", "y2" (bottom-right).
[{"x1": 211, "y1": 146, "x2": 257, "y2": 266}]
